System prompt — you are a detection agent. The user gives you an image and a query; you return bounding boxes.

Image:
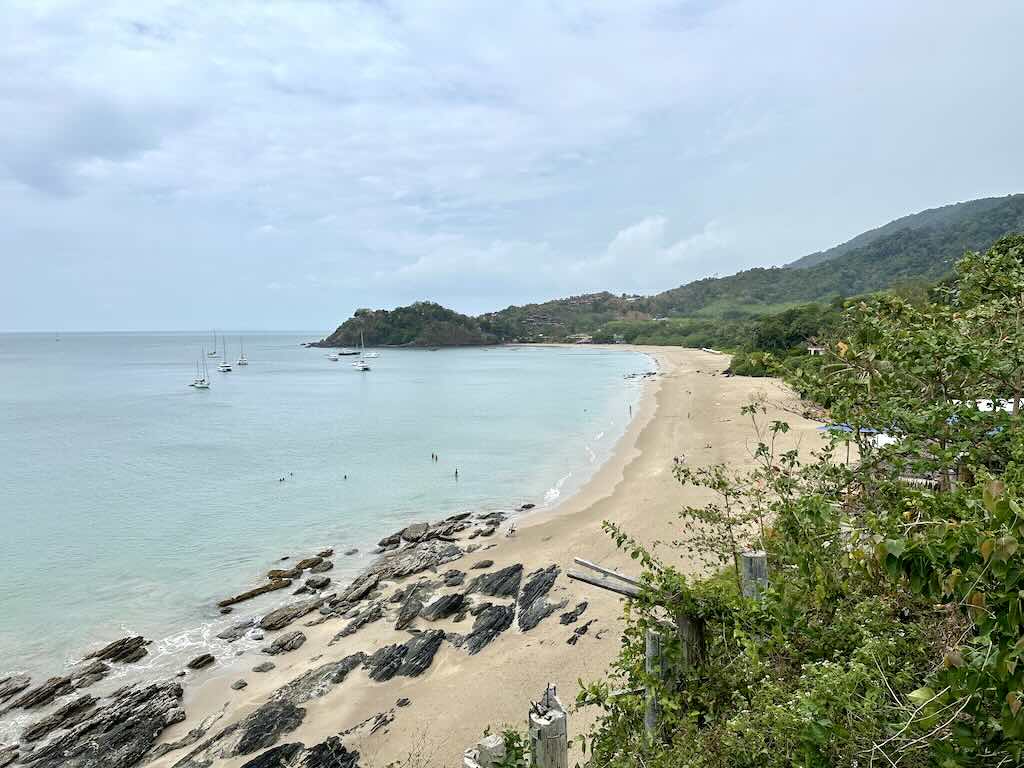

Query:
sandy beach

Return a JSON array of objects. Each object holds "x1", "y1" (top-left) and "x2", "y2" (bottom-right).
[{"x1": 147, "y1": 346, "x2": 820, "y2": 768}]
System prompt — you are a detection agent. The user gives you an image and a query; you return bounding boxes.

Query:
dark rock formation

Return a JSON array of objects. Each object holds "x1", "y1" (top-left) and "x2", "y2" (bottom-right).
[
  {"x1": 442, "y1": 569, "x2": 465, "y2": 586},
  {"x1": 420, "y1": 593, "x2": 465, "y2": 621},
  {"x1": 22, "y1": 694, "x2": 97, "y2": 742},
  {"x1": 518, "y1": 503, "x2": 535, "y2": 511},
  {"x1": 464, "y1": 605, "x2": 514, "y2": 655},
  {"x1": 219, "y1": 579, "x2": 292, "y2": 608},
  {"x1": 470, "y1": 559, "x2": 494, "y2": 569},
  {"x1": 238, "y1": 736, "x2": 360, "y2": 768},
  {"x1": 305, "y1": 575, "x2": 331, "y2": 591},
  {"x1": 263, "y1": 631, "x2": 306, "y2": 655},
  {"x1": 567, "y1": 619, "x2": 597, "y2": 645},
  {"x1": 468, "y1": 564, "x2": 523, "y2": 598},
  {"x1": 0, "y1": 674, "x2": 31, "y2": 704},
  {"x1": 26, "y1": 681, "x2": 184, "y2": 768},
  {"x1": 517, "y1": 565, "x2": 565, "y2": 632},
  {"x1": 395, "y1": 592, "x2": 423, "y2": 631},
  {"x1": 317, "y1": 549, "x2": 334, "y2": 558},
  {"x1": 71, "y1": 660, "x2": 110, "y2": 690},
  {"x1": 559, "y1": 602, "x2": 588, "y2": 625},
  {"x1": 238, "y1": 743, "x2": 304, "y2": 768},
  {"x1": 309, "y1": 560, "x2": 334, "y2": 574},
  {"x1": 367, "y1": 540, "x2": 463, "y2": 580},
  {"x1": 253, "y1": 661, "x2": 276, "y2": 673},
  {"x1": 338, "y1": 573, "x2": 379, "y2": 604},
  {"x1": 377, "y1": 532, "x2": 401, "y2": 548},
  {"x1": 469, "y1": 601, "x2": 493, "y2": 616},
  {"x1": 0, "y1": 745, "x2": 17, "y2": 768},
  {"x1": 5, "y1": 676, "x2": 73, "y2": 710},
  {"x1": 232, "y1": 680, "x2": 248, "y2": 690},
  {"x1": 332, "y1": 602, "x2": 383, "y2": 640},
  {"x1": 295, "y1": 557, "x2": 323, "y2": 571},
  {"x1": 83, "y1": 636, "x2": 149, "y2": 664},
  {"x1": 364, "y1": 631, "x2": 444, "y2": 681},
  {"x1": 268, "y1": 567, "x2": 303, "y2": 580},
  {"x1": 218, "y1": 618, "x2": 258, "y2": 642},
  {"x1": 343, "y1": 548, "x2": 359, "y2": 556},
  {"x1": 400, "y1": 522, "x2": 429, "y2": 542},
  {"x1": 260, "y1": 597, "x2": 325, "y2": 631},
  {"x1": 187, "y1": 654, "x2": 216, "y2": 670},
  {"x1": 446, "y1": 512, "x2": 472, "y2": 522},
  {"x1": 396, "y1": 697, "x2": 411, "y2": 707}
]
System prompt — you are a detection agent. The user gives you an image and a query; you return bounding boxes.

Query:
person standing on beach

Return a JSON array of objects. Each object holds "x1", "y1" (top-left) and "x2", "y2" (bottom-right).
[{"x1": 455, "y1": 468, "x2": 459, "y2": 480}]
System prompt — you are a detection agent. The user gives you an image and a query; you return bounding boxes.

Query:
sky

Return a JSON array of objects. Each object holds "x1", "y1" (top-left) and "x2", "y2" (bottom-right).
[{"x1": 3, "y1": 1, "x2": 1023, "y2": 332}]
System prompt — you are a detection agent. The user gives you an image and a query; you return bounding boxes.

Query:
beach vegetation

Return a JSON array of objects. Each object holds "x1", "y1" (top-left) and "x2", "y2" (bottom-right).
[{"x1": 578, "y1": 236, "x2": 1024, "y2": 767}]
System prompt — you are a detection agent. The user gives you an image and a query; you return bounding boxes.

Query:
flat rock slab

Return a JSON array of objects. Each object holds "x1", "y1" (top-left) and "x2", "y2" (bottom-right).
[
  {"x1": 470, "y1": 559, "x2": 494, "y2": 569},
  {"x1": 5, "y1": 676, "x2": 73, "y2": 710},
  {"x1": 367, "y1": 540, "x2": 463, "y2": 580},
  {"x1": 364, "y1": 631, "x2": 445, "y2": 681},
  {"x1": 295, "y1": 556, "x2": 323, "y2": 570},
  {"x1": 0, "y1": 674, "x2": 31, "y2": 704},
  {"x1": 253, "y1": 662, "x2": 276, "y2": 673},
  {"x1": 309, "y1": 560, "x2": 334, "y2": 574},
  {"x1": 22, "y1": 694, "x2": 97, "y2": 742},
  {"x1": 420, "y1": 593, "x2": 465, "y2": 621},
  {"x1": 238, "y1": 736, "x2": 360, "y2": 768}
]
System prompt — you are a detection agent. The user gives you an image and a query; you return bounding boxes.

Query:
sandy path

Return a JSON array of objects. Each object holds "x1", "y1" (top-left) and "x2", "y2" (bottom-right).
[{"x1": 150, "y1": 346, "x2": 818, "y2": 767}]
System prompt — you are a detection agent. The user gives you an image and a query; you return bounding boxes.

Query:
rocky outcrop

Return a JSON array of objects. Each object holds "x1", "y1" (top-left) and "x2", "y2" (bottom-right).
[
  {"x1": 219, "y1": 580, "x2": 292, "y2": 608},
  {"x1": 420, "y1": 593, "x2": 465, "y2": 621},
  {"x1": 400, "y1": 522, "x2": 429, "y2": 543},
  {"x1": 470, "y1": 559, "x2": 494, "y2": 569},
  {"x1": 22, "y1": 694, "x2": 97, "y2": 742},
  {"x1": 259, "y1": 598, "x2": 325, "y2": 631},
  {"x1": 442, "y1": 569, "x2": 465, "y2": 587},
  {"x1": 84, "y1": 636, "x2": 149, "y2": 664},
  {"x1": 71, "y1": 660, "x2": 110, "y2": 690},
  {"x1": 253, "y1": 662, "x2": 276, "y2": 673},
  {"x1": 238, "y1": 736, "x2": 360, "y2": 768},
  {"x1": 263, "y1": 631, "x2": 306, "y2": 655},
  {"x1": 0, "y1": 674, "x2": 30, "y2": 704},
  {"x1": 364, "y1": 631, "x2": 445, "y2": 681},
  {"x1": 468, "y1": 564, "x2": 523, "y2": 598},
  {"x1": 464, "y1": 605, "x2": 514, "y2": 655},
  {"x1": 332, "y1": 602, "x2": 383, "y2": 640},
  {"x1": 309, "y1": 560, "x2": 334, "y2": 574},
  {"x1": 337, "y1": 573, "x2": 379, "y2": 604},
  {"x1": 268, "y1": 567, "x2": 303, "y2": 580},
  {"x1": 305, "y1": 575, "x2": 331, "y2": 591},
  {"x1": 5, "y1": 676, "x2": 73, "y2": 710},
  {"x1": 367, "y1": 540, "x2": 463, "y2": 580},
  {"x1": 187, "y1": 654, "x2": 215, "y2": 670},
  {"x1": 218, "y1": 618, "x2": 258, "y2": 643},
  {"x1": 0, "y1": 745, "x2": 17, "y2": 768},
  {"x1": 295, "y1": 557, "x2": 323, "y2": 571},
  {"x1": 517, "y1": 565, "x2": 565, "y2": 632},
  {"x1": 559, "y1": 602, "x2": 588, "y2": 625},
  {"x1": 27, "y1": 681, "x2": 184, "y2": 768}
]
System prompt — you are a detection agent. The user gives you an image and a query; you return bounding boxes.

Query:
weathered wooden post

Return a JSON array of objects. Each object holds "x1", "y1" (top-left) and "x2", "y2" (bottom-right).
[
  {"x1": 739, "y1": 550, "x2": 768, "y2": 600},
  {"x1": 463, "y1": 733, "x2": 506, "y2": 768},
  {"x1": 528, "y1": 684, "x2": 568, "y2": 768}
]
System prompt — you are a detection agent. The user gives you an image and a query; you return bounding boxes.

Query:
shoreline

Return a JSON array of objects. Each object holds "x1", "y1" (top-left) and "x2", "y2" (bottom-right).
[{"x1": 1, "y1": 347, "x2": 818, "y2": 768}]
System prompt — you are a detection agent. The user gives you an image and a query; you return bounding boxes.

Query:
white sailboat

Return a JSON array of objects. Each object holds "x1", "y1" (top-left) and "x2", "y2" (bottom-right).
[
  {"x1": 217, "y1": 335, "x2": 232, "y2": 372},
  {"x1": 236, "y1": 337, "x2": 248, "y2": 366},
  {"x1": 338, "y1": 348, "x2": 358, "y2": 356},
  {"x1": 208, "y1": 331, "x2": 219, "y2": 356},
  {"x1": 352, "y1": 333, "x2": 370, "y2": 371},
  {"x1": 191, "y1": 350, "x2": 210, "y2": 388},
  {"x1": 327, "y1": 352, "x2": 339, "y2": 362}
]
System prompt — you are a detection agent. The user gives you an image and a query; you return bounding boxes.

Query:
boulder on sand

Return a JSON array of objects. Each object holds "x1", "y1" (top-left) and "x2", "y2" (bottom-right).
[
  {"x1": 517, "y1": 565, "x2": 565, "y2": 632},
  {"x1": 262, "y1": 631, "x2": 306, "y2": 656},
  {"x1": 295, "y1": 556, "x2": 323, "y2": 571},
  {"x1": 187, "y1": 654, "x2": 216, "y2": 670},
  {"x1": 467, "y1": 564, "x2": 523, "y2": 598},
  {"x1": 259, "y1": 597, "x2": 325, "y2": 631},
  {"x1": 420, "y1": 593, "x2": 465, "y2": 621},
  {"x1": 400, "y1": 522, "x2": 429, "y2": 543},
  {"x1": 464, "y1": 605, "x2": 514, "y2": 655}
]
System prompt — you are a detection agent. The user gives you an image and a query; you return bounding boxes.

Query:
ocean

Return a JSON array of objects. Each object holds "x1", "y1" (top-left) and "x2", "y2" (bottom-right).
[{"x1": 0, "y1": 333, "x2": 649, "y2": 693}]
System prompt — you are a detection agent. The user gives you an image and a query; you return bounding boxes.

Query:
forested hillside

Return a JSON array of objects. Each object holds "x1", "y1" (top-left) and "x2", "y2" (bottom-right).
[{"x1": 313, "y1": 301, "x2": 499, "y2": 347}]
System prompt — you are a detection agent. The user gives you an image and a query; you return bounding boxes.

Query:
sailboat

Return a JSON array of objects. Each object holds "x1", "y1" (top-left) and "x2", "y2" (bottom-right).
[
  {"x1": 236, "y1": 337, "x2": 248, "y2": 366},
  {"x1": 217, "y1": 335, "x2": 232, "y2": 372},
  {"x1": 352, "y1": 333, "x2": 371, "y2": 371},
  {"x1": 208, "y1": 331, "x2": 219, "y2": 356},
  {"x1": 327, "y1": 352, "x2": 339, "y2": 362},
  {"x1": 191, "y1": 350, "x2": 210, "y2": 388}
]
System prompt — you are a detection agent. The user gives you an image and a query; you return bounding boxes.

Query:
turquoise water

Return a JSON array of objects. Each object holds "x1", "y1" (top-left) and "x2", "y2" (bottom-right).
[{"x1": 0, "y1": 333, "x2": 648, "y2": 685}]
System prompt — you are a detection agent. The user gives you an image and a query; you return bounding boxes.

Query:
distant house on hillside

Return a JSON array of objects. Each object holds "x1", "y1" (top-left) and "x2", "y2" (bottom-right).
[
  {"x1": 807, "y1": 345, "x2": 825, "y2": 356},
  {"x1": 568, "y1": 334, "x2": 593, "y2": 344}
]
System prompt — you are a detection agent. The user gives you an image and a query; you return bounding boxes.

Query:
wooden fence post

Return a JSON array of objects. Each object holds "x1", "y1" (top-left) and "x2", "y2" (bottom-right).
[
  {"x1": 644, "y1": 628, "x2": 664, "y2": 742},
  {"x1": 739, "y1": 550, "x2": 768, "y2": 600},
  {"x1": 528, "y1": 684, "x2": 568, "y2": 768}
]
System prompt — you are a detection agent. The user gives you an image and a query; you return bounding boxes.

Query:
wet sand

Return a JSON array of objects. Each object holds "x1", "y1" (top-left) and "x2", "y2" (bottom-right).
[{"x1": 150, "y1": 346, "x2": 819, "y2": 767}]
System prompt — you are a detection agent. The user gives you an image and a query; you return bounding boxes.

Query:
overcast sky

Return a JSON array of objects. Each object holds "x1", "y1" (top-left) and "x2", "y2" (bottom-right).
[{"x1": 3, "y1": 1, "x2": 1022, "y2": 331}]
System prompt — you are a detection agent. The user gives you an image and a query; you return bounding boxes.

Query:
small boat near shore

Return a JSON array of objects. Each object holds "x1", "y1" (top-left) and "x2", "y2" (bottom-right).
[
  {"x1": 236, "y1": 337, "x2": 248, "y2": 366},
  {"x1": 352, "y1": 333, "x2": 371, "y2": 371}
]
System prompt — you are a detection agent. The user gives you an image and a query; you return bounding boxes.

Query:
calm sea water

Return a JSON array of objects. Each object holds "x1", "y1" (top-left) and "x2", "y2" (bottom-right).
[{"x1": 0, "y1": 333, "x2": 648, "y2": 688}]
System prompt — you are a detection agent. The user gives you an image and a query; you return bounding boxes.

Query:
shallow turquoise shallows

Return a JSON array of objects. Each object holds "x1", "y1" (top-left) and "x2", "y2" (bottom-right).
[{"x1": 0, "y1": 333, "x2": 649, "y2": 684}]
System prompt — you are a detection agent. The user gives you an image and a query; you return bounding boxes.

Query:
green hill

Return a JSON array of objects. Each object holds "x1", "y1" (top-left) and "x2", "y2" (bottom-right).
[{"x1": 314, "y1": 301, "x2": 498, "y2": 347}]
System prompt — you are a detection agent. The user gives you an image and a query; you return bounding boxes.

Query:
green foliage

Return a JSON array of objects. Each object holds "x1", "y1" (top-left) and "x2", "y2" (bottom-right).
[
  {"x1": 317, "y1": 301, "x2": 498, "y2": 347},
  {"x1": 579, "y1": 236, "x2": 1024, "y2": 767}
]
